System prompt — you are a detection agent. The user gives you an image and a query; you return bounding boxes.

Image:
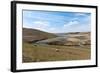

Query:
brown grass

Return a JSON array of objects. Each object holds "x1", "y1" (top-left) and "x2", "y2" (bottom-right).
[{"x1": 22, "y1": 42, "x2": 91, "y2": 63}]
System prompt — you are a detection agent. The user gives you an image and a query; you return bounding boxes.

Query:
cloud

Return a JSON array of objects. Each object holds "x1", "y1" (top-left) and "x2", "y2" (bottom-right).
[
  {"x1": 75, "y1": 13, "x2": 87, "y2": 16},
  {"x1": 49, "y1": 28, "x2": 56, "y2": 31},
  {"x1": 69, "y1": 23, "x2": 90, "y2": 32},
  {"x1": 47, "y1": 27, "x2": 58, "y2": 33},
  {"x1": 64, "y1": 20, "x2": 79, "y2": 28},
  {"x1": 63, "y1": 19, "x2": 90, "y2": 32},
  {"x1": 32, "y1": 21, "x2": 50, "y2": 31},
  {"x1": 23, "y1": 10, "x2": 91, "y2": 33}
]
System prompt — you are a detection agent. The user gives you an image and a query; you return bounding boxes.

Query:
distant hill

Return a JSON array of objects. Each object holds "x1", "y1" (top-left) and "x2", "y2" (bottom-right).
[
  {"x1": 55, "y1": 32, "x2": 90, "y2": 36},
  {"x1": 36, "y1": 32, "x2": 91, "y2": 46},
  {"x1": 23, "y1": 28, "x2": 57, "y2": 43}
]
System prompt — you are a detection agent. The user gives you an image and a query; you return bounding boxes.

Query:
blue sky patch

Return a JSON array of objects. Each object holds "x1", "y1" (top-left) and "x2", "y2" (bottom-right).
[{"x1": 23, "y1": 10, "x2": 91, "y2": 33}]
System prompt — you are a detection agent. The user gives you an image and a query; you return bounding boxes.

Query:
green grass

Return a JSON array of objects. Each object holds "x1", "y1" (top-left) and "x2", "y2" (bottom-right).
[{"x1": 22, "y1": 42, "x2": 91, "y2": 63}]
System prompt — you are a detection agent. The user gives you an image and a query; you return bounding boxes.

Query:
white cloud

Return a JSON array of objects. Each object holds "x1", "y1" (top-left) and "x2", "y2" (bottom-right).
[
  {"x1": 46, "y1": 27, "x2": 58, "y2": 33},
  {"x1": 75, "y1": 13, "x2": 87, "y2": 16},
  {"x1": 49, "y1": 28, "x2": 56, "y2": 31},
  {"x1": 64, "y1": 20, "x2": 79, "y2": 28},
  {"x1": 63, "y1": 19, "x2": 90, "y2": 32},
  {"x1": 32, "y1": 21, "x2": 50, "y2": 31}
]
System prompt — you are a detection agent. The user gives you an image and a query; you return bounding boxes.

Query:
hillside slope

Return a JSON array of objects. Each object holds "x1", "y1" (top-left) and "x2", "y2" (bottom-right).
[
  {"x1": 36, "y1": 32, "x2": 91, "y2": 46},
  {"x1": 23, "y1": 28, "x2": 57, "y2": 43}
]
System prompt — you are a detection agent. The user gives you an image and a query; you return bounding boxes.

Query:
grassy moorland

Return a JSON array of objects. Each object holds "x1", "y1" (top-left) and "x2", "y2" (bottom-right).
[
  {"x1": 23, "y1": 28, "x2": 57, "y2": 43},
  {"x1": 22, "y1": 28, "x2": 91, "y2": 63}
]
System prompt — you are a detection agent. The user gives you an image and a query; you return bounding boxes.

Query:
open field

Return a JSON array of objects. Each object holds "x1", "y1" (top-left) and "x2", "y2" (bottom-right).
[{"x1": 23, "y1": 42, "x2": 90, "y2": 62}]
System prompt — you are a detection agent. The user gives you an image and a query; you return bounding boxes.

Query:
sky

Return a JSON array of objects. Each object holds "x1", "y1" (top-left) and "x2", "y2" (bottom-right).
[{"x1": 23, "y1": 10, "x2": 91, "y2": 33}]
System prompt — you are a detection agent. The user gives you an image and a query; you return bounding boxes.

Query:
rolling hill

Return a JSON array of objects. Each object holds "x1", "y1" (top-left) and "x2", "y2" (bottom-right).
[
  {"x1": 36, "y1": 32, "x2": 91, "y2": 46},
  {"x1": 22, "y1": 29, "x2": 91, "y2": 62},
  {"x1": 23, "y1": 28, "x2": 57, "y2": 43}
]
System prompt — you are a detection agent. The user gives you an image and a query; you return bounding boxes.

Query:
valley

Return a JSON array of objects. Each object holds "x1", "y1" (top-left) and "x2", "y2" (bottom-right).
[{"x1": 22, "y1": 28, "x2": 91, "y2": 62}]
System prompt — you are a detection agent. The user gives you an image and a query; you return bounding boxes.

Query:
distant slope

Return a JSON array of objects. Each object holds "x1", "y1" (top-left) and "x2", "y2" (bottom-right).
[
  {"x1": 55, "y1": 32, "x2": 90, "y2": 36},
  {"x1": 36, "y1": 32, "x2": 91, "y2": 46},
  {"x1": 23, "y1": 28, "x2": 57, "y2": 43}
]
